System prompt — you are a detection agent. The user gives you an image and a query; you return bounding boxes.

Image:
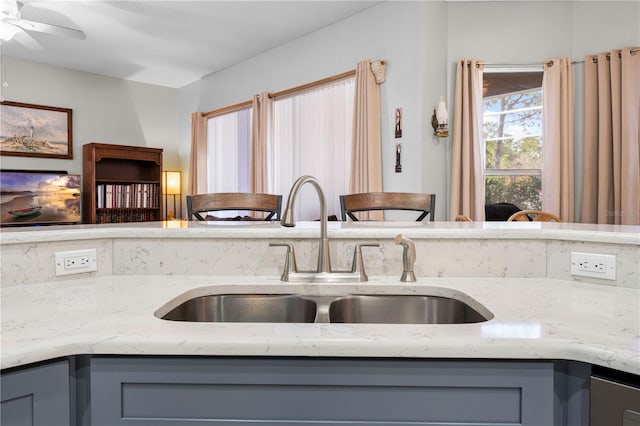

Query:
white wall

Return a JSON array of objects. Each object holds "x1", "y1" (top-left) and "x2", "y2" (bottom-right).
[{"x1": 0, "y1": 57, "x2": 179, "y2": 175}]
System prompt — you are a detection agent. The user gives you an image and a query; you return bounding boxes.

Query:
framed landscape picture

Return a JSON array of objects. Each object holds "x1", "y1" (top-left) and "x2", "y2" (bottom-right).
[{"x1": 0, "y1": 101, "x2": 73, "y2": 159}]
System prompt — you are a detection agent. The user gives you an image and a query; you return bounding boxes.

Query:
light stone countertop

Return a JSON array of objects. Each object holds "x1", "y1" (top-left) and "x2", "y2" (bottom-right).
[
  {"x1": 1, "y1": 220, "x2": 639, "y2": 245},
  {"x1": 2, "y1": 274, "x2": 639, "y2": 374}
]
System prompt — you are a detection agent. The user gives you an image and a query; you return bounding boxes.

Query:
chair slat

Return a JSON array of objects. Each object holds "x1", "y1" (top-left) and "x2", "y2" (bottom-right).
[
  {"x1": 340, "y1": 192, "x2": 436, "y2": 222},
  {"x1": 187, "y1": 193, "x2": 282, "y2": 221}
]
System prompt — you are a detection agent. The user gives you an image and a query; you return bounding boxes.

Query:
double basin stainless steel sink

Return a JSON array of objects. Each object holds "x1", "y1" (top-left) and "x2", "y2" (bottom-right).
[{"x1": 158, "y1": 293, "x2": 492, "y2": 324}]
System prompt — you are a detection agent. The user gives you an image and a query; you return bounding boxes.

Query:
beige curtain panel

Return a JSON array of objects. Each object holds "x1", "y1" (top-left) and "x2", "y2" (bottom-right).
[
  {"x1": 542, "y1": 57, "x2": 574, "y2": 222},
  {"x1": 188, "y1": 112, "x2": 208, "y2": 196},
  {"x1": 250, "y1": 92, "x2": 272, "y2": 195},
  {"x1": 350, "y1": 59, "x2": 384, "y2": 220},
  {"x1": 582, "y1": 47, "x2": 640, "y2": 225},
  {"x1": 450, "y1": 59, "x2": 485, "y2": 221}
]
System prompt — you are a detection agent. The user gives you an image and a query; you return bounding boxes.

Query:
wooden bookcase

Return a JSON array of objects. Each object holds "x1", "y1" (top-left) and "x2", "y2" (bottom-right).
[{"x1": 83, "y1": 143, "x2": 163, "y2": 224}]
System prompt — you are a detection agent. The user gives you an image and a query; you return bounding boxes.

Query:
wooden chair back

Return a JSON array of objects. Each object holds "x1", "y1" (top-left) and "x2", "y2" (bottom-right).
[
  {"x1": 186, "y1": 193, "x2": 282, "y2": 221},
  {"x1": 507, "y1": 210, "x2": 561, "y2": 222},
  {"x1": 340, "y1": 192, "x2": 436, "y2": 222}
]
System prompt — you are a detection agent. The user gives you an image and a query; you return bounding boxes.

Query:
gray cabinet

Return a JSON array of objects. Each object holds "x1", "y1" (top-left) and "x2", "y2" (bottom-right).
[
  {"x1": 1, "y1": 359, "x2": 71, "y2": 426},
  {"x1": 87, "y1": 357, "x2": 582, "y2": 426}
]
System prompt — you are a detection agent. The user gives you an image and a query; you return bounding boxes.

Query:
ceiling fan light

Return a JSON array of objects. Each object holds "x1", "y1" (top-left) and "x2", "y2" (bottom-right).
[{"x1": 0, "y1": 21, "x2": 20, "y2": 41}]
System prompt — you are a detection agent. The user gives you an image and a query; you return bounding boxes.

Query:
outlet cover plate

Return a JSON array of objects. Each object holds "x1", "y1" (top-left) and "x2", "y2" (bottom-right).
[
  {"x1": 570, "y1": 252, "x2": 616, "y2": 280},
  {"x1": 55, "y1": 249, "x2": 98, "y2": 276}
]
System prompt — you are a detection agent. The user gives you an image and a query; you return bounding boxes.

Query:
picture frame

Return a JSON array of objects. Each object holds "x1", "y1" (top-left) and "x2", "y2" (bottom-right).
[
  {"x1": 0, "y1": 169, "x2": 81, "y2": 227},
  {"x1": 0, "y1": 101, "x2": 73, "y2": 159}
]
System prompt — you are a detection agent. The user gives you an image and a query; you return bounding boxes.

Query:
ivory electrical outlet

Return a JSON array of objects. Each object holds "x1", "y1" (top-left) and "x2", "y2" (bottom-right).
[
  {"x1": 570, "y1": 252, "x2": 616, "y2": 280},
  {"x1": 55, "y1": 249, "x2": 98, "y2": 276}
]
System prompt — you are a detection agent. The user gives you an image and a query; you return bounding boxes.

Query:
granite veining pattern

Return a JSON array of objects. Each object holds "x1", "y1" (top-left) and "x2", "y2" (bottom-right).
[{"x1": 1, "y1": 275, "x2": 638, "y2": 375}]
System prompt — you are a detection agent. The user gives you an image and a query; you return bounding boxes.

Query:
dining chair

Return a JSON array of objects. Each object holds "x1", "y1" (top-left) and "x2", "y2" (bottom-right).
[
  {"x1": 340, "y1": 192, "x2": 436, "y2": 222},
  {"x1": 507, "y1": 210, "x2": 561, "y2": 222},
  {"x1": 186, "y1": 193, "x2": 282, "y2": 221}
]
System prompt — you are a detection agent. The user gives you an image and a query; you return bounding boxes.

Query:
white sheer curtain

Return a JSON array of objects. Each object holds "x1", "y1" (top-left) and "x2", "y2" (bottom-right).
[
  {"x1": 271, "y1": 80, "x2": 355, "y2": 220},
  {"x1": 206, "y1": 109, "x2": 252, "y2": 215}
]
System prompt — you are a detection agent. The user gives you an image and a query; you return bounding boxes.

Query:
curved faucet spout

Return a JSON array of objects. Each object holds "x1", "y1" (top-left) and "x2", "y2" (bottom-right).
[{"x1": 281, "y1": 175, "x2": 330, "y2": 272}]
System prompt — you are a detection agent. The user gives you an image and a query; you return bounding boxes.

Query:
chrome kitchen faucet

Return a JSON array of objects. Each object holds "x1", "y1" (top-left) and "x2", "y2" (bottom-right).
[{"x1": 271, "y1": 175, "x2": 378, "y2": 283}]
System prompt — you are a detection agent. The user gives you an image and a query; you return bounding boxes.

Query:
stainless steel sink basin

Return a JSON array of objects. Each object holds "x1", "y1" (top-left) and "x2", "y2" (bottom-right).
[
  {"x1": 328, "y1": 295, "x2": 488, "y2": 324},
  {"x1": 157, "y1": 292, "x2": 491, "y2": 324},
  {"x1": 161, "y1": 294, "x2": 317, "y2": 323}
]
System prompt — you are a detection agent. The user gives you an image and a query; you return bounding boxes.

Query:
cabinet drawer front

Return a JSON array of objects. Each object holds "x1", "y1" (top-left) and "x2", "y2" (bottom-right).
[{"x1": 90, "y1": 357, "x2": 555, "y2": 425}]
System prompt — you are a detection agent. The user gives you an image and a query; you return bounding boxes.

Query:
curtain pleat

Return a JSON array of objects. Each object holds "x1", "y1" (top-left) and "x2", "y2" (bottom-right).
[
  {"x1": 350, "y1": 60, "x2": 383, "y2": 220},
  {"x1": 582, "y1": 47, "x2": 639, "y2": 225},
  {"x1": 450, "y1": 59, "x2": 484, "y2": 221},
  {"x1": 188, "y1": 112, "x2": 208, "y2": 196},
  {"x1": 250, "y1": 92, "x2": 272, "y2": 195},
  {"x1": 542, "y1": 57, "x2": 574, "y2": 222}
]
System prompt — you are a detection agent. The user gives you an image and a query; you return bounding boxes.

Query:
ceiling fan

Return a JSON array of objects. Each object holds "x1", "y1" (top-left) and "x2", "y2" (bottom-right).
[{"x1": 0, "y1": 0, "x2": 86, "y2": 43}]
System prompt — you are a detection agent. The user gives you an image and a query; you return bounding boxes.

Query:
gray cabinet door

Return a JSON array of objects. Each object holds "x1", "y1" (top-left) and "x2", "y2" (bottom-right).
[
  {"x1": 1, "y1": 359, "x2": 71, "y2": 426},
  {"x1": 89, "y1": 357, "x2": 557, "y2": 426}
]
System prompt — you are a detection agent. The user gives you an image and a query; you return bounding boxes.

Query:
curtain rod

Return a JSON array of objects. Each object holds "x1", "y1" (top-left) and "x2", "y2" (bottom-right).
[
  {"x1": 268, "y1": 69, "x2": 356, "y2": 100},
  {"x1": 202, "y1": 99, "x2": 252, "y2": 119},
  {"x1": 472, "y1": 48, "x2": 639, "y2": 68},
  {"x1": 200, "y1": 59, "x2": 385, "y2": 118},
  {"x1": 201, "y1": 69, "x2": 355, "y2": 118},
  {"x1": 590, "y1": 47, "x2": 639, "y2": 63},
  {"x1": 474, "y1": 61, "x2": 552, "y2": 68},
  {"x1": 270, "y1": 60, "x2": 384, "y2": 99}
]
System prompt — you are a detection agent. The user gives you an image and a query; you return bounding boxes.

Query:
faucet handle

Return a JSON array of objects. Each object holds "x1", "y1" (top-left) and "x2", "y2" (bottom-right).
[
  {"x1": 350, "y1": 243, "x2": 379, "y2": 281},
  {"x1": 269, "y1": 243, "x2": 298, "y2": 281}
]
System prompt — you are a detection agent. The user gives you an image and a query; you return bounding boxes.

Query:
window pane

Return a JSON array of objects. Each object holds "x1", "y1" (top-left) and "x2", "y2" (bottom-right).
[
  {"x1": 483, "y1": 107, "x2": 542, "y2": 141},
  {"x1": 485, "y1": 175, "x2": 541, "y2": 211},
  {"x1": 483, "y1": 70, "x2": 543, "y2": 211},
  {"x1": 485, "y1": 136, "x2": 542, "y2": 169}
]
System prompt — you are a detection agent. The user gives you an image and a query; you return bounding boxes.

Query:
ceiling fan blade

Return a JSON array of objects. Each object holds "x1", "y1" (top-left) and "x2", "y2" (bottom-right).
[
  {"x1": 12, "y1": 26, "x2": 43, "y2": 49},
  {"x1": 17, "y1": 19, "x2": 85, "y2": 40}
]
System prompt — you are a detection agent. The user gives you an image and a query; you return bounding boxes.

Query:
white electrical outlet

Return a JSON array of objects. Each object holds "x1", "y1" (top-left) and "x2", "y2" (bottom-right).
[
  {"x1": 55, "y1": 249, "x2": 98, "y2": 276},
  {"x1": 570, "y1": 252, "x2": 616, "y2": 280}
]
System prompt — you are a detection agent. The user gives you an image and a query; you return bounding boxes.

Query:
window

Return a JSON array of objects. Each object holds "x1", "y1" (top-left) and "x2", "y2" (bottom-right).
[{"x1": 482, "y1": 70, "x2": 543, "y2": 210}]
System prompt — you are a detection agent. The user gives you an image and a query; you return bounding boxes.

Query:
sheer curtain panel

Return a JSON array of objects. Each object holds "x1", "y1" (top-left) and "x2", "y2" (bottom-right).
[
  {"x1": 450, "y1": 59, "x2": 485, "y2": 221},
  {"x1": 542, "y1": 57, "x2": 574, "y2": 222},
  {"x1": 582, "y1": 47, "x2": 639, "y2": 225},
  {"x1": 350, "y1": 60, "x2": 384, "y2": 220},
  {"x1": 206, "y1": 109, "x2": 252, "y2": 196},
  {"x1": 188, "y1": 112, "x2": 208, "y2": 196},
  {"x1": 271, "y1": 80, "x2": 355, "y2": 220}
]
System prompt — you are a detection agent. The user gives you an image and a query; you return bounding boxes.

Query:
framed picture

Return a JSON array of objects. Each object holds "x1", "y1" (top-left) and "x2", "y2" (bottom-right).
[
  {"x1": 0, "y1": 169, "x2": 81, "y2": 227},
  {"x1": 0, "y1": 101, "x2": 73, "y2": 159}
]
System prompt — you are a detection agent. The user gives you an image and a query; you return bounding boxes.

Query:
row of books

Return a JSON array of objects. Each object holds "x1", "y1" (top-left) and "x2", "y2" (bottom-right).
[
  {"x1": 96, "y1": 209, "x2": 160, "y2": 224},
  {"x1": 96, "y1": 183, "x2": 160, "y2": 209}
]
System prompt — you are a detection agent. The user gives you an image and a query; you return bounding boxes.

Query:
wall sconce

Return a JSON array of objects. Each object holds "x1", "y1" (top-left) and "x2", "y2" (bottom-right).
[
  {"x1": 431, "y1": 96, "x2": 449, "y2": 138},
  {"x1": 162, "y1": 171, "x2": 182, "y2": 220}
]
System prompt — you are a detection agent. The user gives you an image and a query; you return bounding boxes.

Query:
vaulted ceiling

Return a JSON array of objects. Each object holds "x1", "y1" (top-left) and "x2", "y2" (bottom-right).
[{"x1": 2, "y1": 1, "x2": 381, "y2": 88}]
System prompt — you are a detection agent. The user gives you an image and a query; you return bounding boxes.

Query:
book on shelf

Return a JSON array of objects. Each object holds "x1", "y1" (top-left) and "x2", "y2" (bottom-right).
[{"x1": 95, "y1": 183, "x2": 159, "y2": 209}]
